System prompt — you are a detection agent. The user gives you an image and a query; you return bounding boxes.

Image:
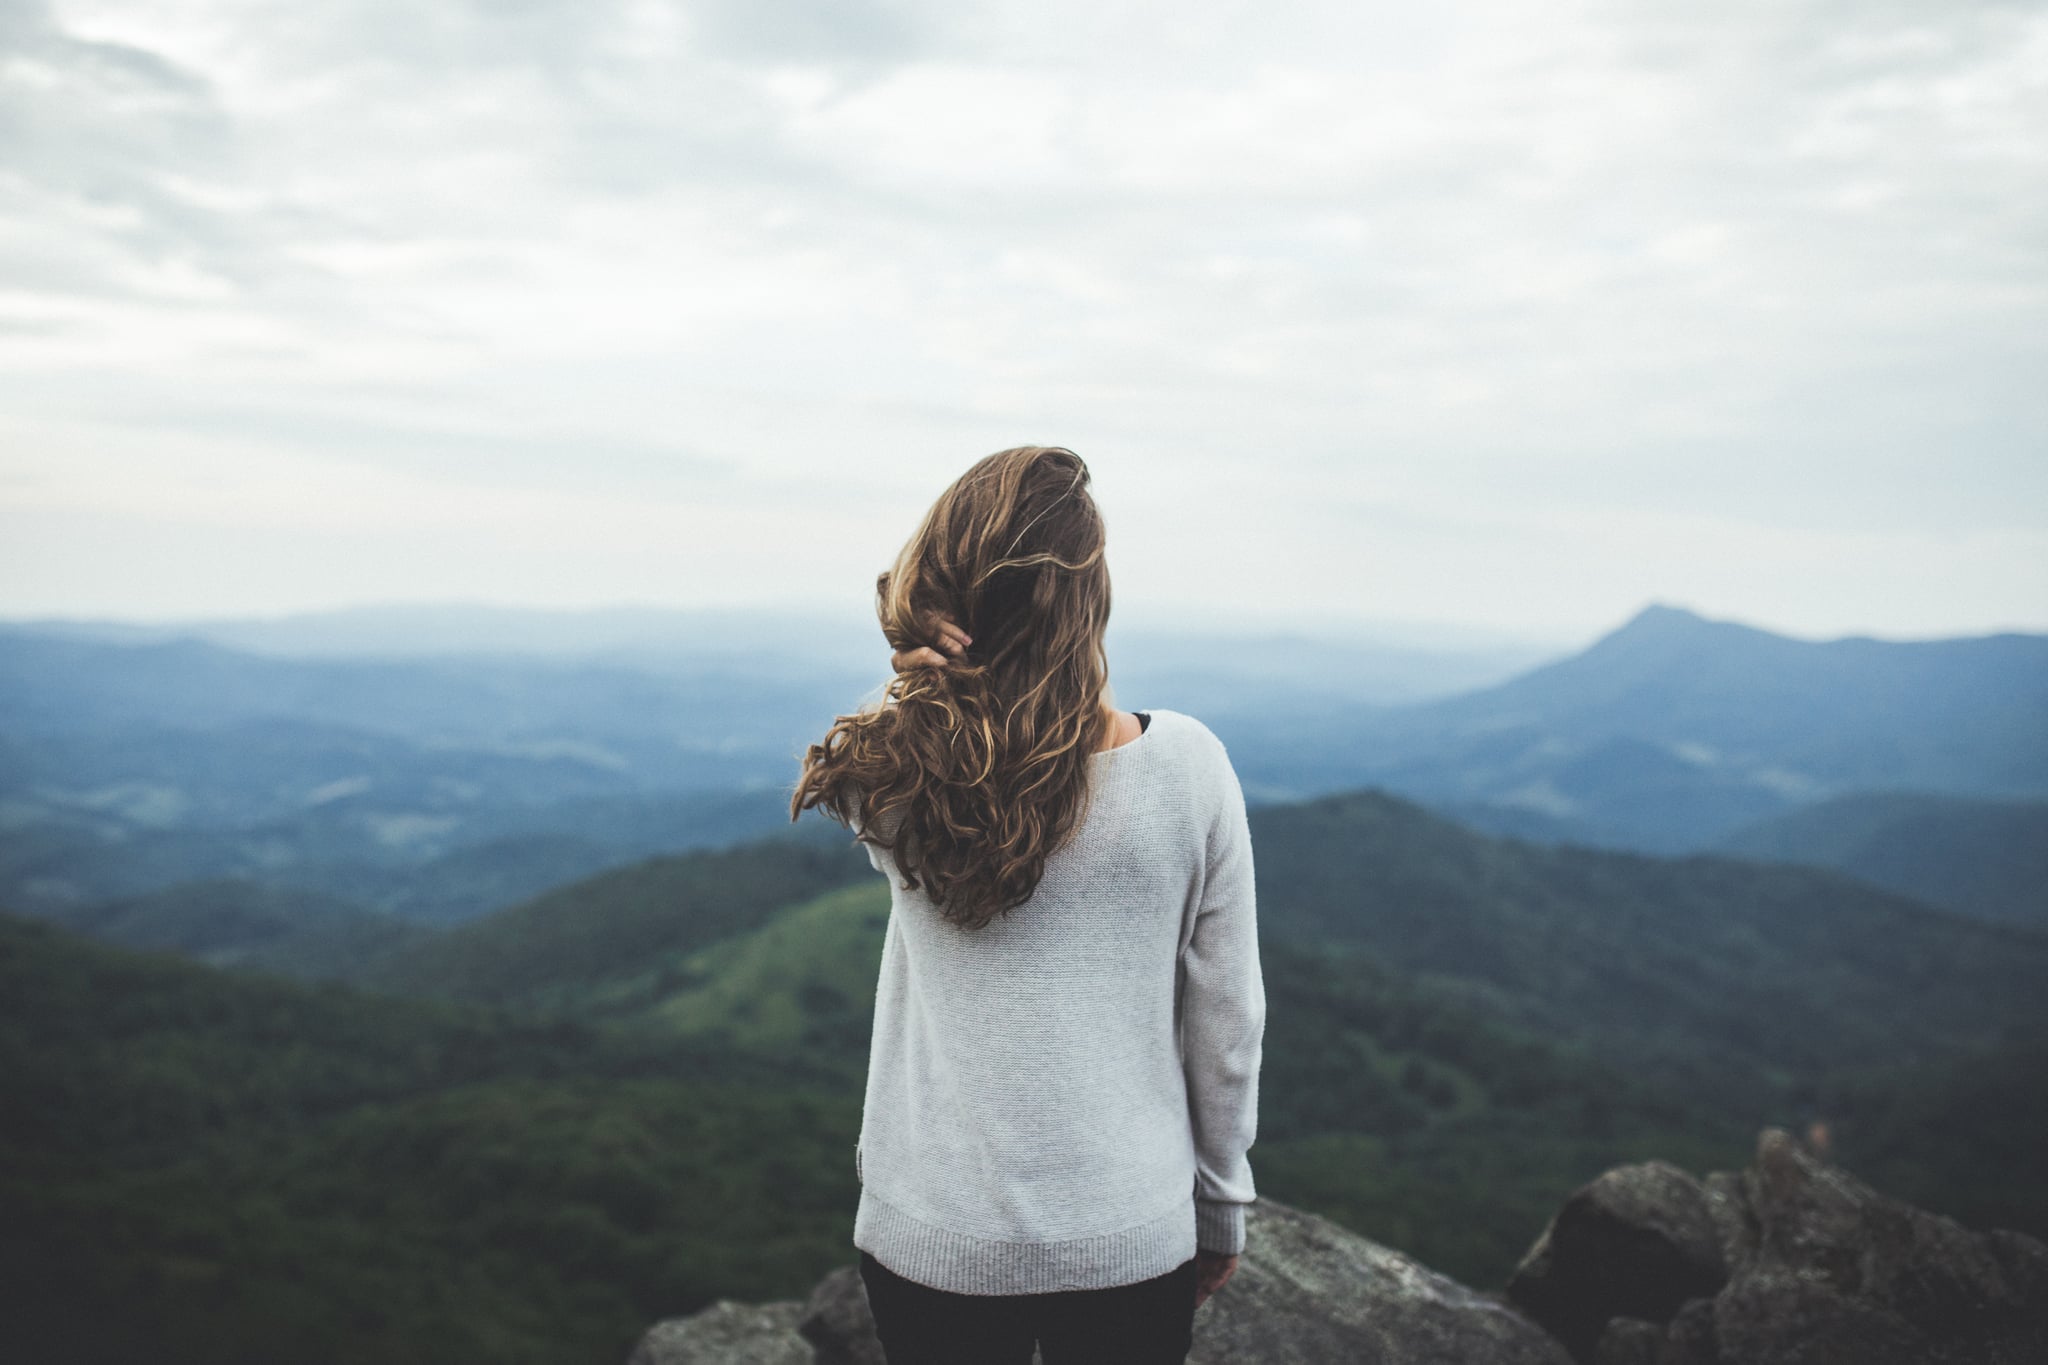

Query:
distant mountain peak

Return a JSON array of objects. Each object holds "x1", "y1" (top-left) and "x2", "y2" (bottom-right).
[
  {"x1": 1583, "y1": 601, "x2": 1776, "y2": 659},
  {"x1": 1615, "y1": 602, "x2": 1711, "y2": 634}
]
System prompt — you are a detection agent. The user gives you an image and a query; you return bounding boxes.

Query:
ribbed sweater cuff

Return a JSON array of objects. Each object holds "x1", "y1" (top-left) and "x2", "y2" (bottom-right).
[{"x1": 1195, "y1": 1198, "x2": 1246, "y2": 1255}]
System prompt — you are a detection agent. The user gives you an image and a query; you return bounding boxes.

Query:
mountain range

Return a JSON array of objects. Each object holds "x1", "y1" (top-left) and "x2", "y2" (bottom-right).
[{"x1": 4, "y1": 600, "x2": 2043, "y2": 940}]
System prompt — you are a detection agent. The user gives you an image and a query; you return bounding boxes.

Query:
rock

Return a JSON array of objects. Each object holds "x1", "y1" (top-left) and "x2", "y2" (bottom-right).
[
  {"x1": 1504, "y1": 1126, "x2": 2048, "y2": 1365},
  {"x1": 631, "y1": 1195, "x2": 1569, "y2": 1365},
  {"x1": 625, "y1": 1297, "x2": 813, "y2": 1365},
  {"x1": 1662, "y1": 1296, "x2": 1718, "y2": 1365},
  {"x1": 1988, "y1": 1228, "x2": 2048, "y2": 1306},
  {"x1": 1506, "y1": 1159, "x2": 1729, "y2": 1359},
  {"x1": 1182, "y1": 1196, "x2": 1571, "y2": 1365},
  {"x1": 1591, "y1": 1316, "x2": 1662, "y2": 1365},
  {"x1": 795, "y1": 1265, "x2": 886, "y2": 1365}
]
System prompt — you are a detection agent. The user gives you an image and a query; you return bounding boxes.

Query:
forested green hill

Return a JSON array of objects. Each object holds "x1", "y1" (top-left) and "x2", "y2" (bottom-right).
[
  {"x1": 8, "y1": 787, "x2": 2046, "y2": 1365},
  {"x1": 344, "y1": 837, "x2": 871, "y2": 1010},
  {"x1": 1716, "y1": 790, "x2": 2048, "y2": 928},
  {"x1": 1247, "y1": 790, "x2": 2048, "y2": 1099},
  {"x1": 0, "y1": 909, "x2": 860, "y2": 1365}
]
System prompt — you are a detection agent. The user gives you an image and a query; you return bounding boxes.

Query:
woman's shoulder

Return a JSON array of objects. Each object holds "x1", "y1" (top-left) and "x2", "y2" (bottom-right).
[
  {"x1": 1138, "y1": 708, "x2": 1234, "y2": 767},
  {"x1": 1143, "y1": 706, "x2": 1218, "y2": 740}
]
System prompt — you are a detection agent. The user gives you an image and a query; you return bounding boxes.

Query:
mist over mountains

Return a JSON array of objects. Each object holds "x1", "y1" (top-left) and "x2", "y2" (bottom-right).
[
  {"x1": 2, "y1": 599, "x2": 2041, "y2": 931},
  {"x1": 0, "y1": 601, "x2": 1557, "y2": 921}
]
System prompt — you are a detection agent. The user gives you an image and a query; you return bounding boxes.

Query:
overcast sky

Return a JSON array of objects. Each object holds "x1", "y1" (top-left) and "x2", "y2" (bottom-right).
[{"x1": 1, "y1": 0, "x2": 2043, "y2": 645}]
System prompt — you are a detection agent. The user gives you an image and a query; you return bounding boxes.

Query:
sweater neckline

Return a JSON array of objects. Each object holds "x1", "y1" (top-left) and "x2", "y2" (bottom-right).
[{"x1": 1092, "y1": 709, "x2": 1157, "y2": 761}]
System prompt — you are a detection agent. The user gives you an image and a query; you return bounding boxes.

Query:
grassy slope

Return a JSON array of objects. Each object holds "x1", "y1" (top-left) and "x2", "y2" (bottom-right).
[
  {"x1": 0, "y1": 909, "x2": 861, "y2": 1365},
  {"x1": 344, "y1": 837, "x2": 872, "y2": 1010}
]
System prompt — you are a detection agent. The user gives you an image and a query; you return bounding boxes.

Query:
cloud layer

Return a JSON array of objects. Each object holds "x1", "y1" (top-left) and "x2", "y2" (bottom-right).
[{"x1": 2, "y1": 0, "x2": 2043, "y2": 640}]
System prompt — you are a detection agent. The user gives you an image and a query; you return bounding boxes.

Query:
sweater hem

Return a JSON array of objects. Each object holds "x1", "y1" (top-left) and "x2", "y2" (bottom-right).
[{"x1": 853, "y1": 1187, "x2": 1198, "y2": 1295}]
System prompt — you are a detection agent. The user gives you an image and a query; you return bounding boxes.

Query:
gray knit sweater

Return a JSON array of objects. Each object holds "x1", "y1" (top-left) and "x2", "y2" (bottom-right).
[{"x1": 849, "y1": 706, "x2": 1266, "y2": 1295}]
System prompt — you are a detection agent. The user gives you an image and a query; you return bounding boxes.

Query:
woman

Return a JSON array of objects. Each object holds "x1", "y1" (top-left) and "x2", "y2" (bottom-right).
[{"x1": 789, "y1": 445, "x2": 1266, "y2": 1365}]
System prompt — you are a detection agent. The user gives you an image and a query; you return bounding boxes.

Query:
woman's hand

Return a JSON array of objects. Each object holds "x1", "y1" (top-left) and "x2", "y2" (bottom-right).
[
  {"x1": 891, "y1": 616, "x2": 971, "y2": 672},
  {"x1": 1193, "y1": 1250, "x2": 1239, "y2": 1309}
]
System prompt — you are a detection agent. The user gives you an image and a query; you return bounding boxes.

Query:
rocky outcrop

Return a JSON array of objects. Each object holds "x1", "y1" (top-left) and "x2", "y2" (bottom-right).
[
  {"x1": 626, "y1": 1299, "x2": 814, "y2": 1365},
  {"x1": 1505, "y1": 1157, "x2": 1730, "y2": 1359},
  {"x1": 1153, "y1": 1195, "x2": 1572, "y2": 1364},
  {"x1": 629, "y1": 1194, "x2": 1570, "y2": 1365},
  {"x1": 1506, "y1": 1126, "x2": 2048, "y2": 1364},
  {"x1": 629, "y1": 1129, "x2": 2048, "y2": 1365}
]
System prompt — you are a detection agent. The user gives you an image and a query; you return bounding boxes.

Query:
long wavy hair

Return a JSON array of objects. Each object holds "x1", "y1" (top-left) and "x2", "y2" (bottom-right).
[{"x1": 790, "y1": 445, "x2": 1114, "y2": 930}]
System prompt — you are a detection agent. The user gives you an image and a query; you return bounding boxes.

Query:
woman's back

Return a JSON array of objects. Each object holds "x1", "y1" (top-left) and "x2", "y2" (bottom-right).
[{"x1": 852, "y1": 706, "x2": 1266, "y2": 1296}]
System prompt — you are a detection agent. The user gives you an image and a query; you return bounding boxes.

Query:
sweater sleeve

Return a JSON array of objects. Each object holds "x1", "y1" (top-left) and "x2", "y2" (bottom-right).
[{"x1": 1181, "y1": 746, "x2": 1266, "y2": 1256}]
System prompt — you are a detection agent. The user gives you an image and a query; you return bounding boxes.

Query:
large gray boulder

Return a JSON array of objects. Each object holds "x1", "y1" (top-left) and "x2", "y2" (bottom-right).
[
  {"x1": 1507, "y1": 1126, "x2": 2048, "y2": 1365},
  {"x1": 628, "y1": 1194, "x2": 1570, "y2": 1365},
  {"x1": 1171, "y1": 1195, "x2": 1572, "y2": 1365},
  {"x1": 1505, "y1": 1158, "x2": 1729, "y2": 1359},
  {"x1": 624, "y1": 1298, "x2": 814, "y2": 1365}
]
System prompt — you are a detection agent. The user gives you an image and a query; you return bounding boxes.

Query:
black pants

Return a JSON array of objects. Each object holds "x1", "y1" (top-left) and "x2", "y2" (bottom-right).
[{"x1": 858, "y1": 1249, "x2": 1199, "y2": 1365}]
